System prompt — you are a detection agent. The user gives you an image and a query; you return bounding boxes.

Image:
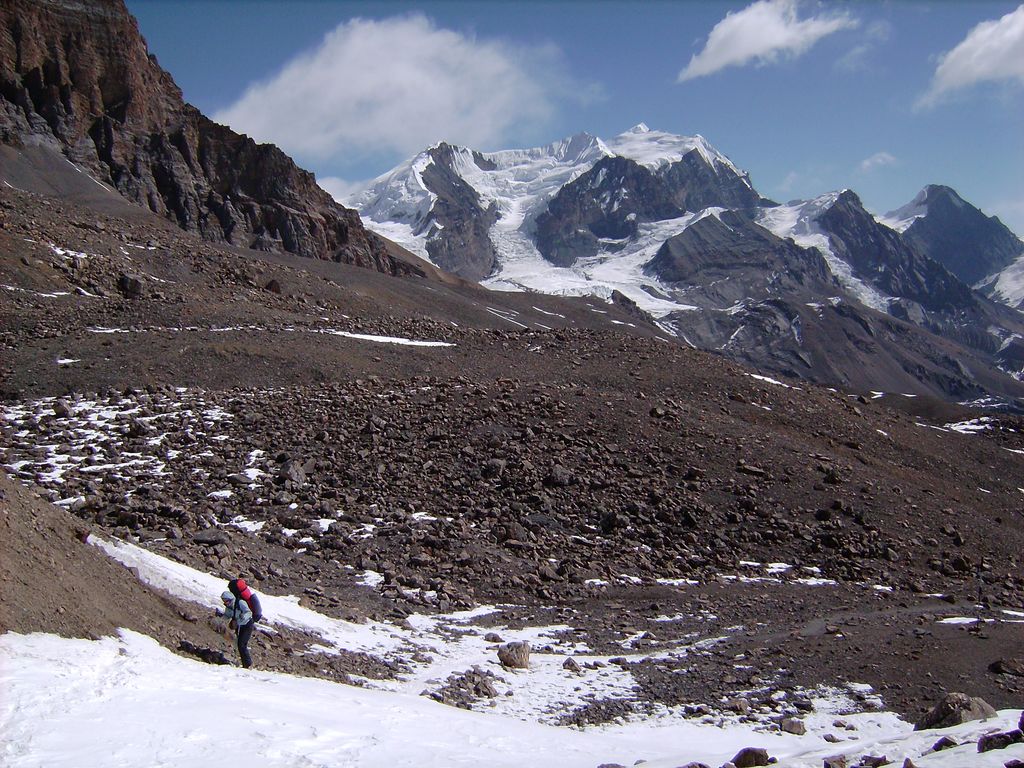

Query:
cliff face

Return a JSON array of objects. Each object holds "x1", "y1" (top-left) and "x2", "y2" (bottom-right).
[{"x1": 0, "y1": 0, "x2": 420, "y2": 276}]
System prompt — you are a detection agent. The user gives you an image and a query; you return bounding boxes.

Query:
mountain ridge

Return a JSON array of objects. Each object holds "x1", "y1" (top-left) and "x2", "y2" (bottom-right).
[
  {"x1": 0, "y1": 0, "x2": 422, "y2": 277},
  {"x1": 349, "y1": 128, "x2": 1024, "y2": 407}
]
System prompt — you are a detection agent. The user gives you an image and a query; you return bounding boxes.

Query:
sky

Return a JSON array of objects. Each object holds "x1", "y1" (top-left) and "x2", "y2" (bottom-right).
[
  {"x1": 3, "y1": 530, "x2": 1022, "y2": 767},
  {"x1": 126, "y1": 1, "x2": 1024, "y2": 234}
]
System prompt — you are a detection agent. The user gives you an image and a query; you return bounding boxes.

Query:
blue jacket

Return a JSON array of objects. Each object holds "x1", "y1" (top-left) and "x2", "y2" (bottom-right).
[{"x1": 220, "y1": 594, "x2": 253, "y2": 634}]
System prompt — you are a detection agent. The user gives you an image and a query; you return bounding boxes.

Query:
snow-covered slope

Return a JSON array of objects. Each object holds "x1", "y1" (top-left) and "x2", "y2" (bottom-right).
[
  {"x1": 4, "y1": 534, "x2": 1022, "y2": 768},
  {"x1": 757, "y1": 192, "x2": 895, "y2": 313},
  {"x1": 347, "y1": 131, "x2": 611, "y2": 262}
]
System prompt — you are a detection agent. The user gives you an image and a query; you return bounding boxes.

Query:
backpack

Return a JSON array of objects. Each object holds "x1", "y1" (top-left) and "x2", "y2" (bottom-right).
[{"x1": 228, "y1": 578, "x2": 263, "y2": 623}]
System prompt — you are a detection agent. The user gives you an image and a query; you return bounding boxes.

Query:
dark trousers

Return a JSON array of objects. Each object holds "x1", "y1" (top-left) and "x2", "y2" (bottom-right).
[{"x1": 237, "y1": 621, "x2": 254, "y2": 668}]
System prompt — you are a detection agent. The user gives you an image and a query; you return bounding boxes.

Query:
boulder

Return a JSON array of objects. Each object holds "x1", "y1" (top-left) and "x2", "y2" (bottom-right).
[
  {"x1": 977, "y1": 730, "x2": 1023, "y2": 753},
  {"x1": 497, "y1": 641, "x2": 530, "y2": 669},
  {"x1": 117, "y1": 273, "x2": 145, "y2": 298},
  {"x1": 913, "y1": 692, "x2": 997, "y2": 730},
  {"x1": 929, "y1": 736, "x2": 957, "y2": 752},
  {"x1": 192, "y1": 528, "x2": 231, "y2": 545},
  {"x1": 781, "y1": 717, "x2": 806, "y2": 735},
  {"x1": 989, "y1": 658, "x2": 1024, "y2": 677},
  {"x1": 730, "y1": 747, "x2": 770, "y2": 767}
]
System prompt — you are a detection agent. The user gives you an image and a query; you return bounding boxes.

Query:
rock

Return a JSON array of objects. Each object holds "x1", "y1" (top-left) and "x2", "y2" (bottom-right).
[
  {"x1": 730, "y1": 747, "x2": 770, "y2": 767},
  {"x1": 497, "y1": 641, "x2": 530, "y2": 669},
  {"x1": 989, "y1": 658, "x2": 1024, "y2": 677},
  {"x1": 563, "y1": 657, "x2": 582, "y2": 674},
  {"x1": 859, "y1": 757, "x2": 889, "y2": 768},
  {"x1": 483, "y1": 632, "x2": 503, "y2": 643},
  {"x1": 192, "y1": 528, "x2": 231, "y2": 545},
  {"x1": 977, "y1": 730, "x2": 1023, "y2": 753},
  {"x1": 278, "y1": 459, "x2": 307, "y2": 486},
  {"x1": 724, "y1": 697, "x2": 751, "y2": 715},
  {"x1": 822, "y1": 757, "x2": 847, "y2": 768},
  {"x1": 780, "y1": 717, "x2": 806, "y2": 735},
  {"x1": 117, "y1": 273, "x2": 145, "y2": 298},
  {"x1": 52, "y1": 399, "x2": 73, "y2": 418},
  {"x1": 177, "y1": 640, "x2": 230, "y2": 665},
  {"x1": 929, "y1": 736, "x2": 957, "y2": 752},
  {"x1": 913, "y1": 692, "x2": 997, "y2": 730},
  {"x1": 674, "y1": 763, "x2": 711, "y2": 768}
]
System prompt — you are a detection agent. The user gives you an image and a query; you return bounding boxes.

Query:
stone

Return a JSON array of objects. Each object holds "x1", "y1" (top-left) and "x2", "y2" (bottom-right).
[
  {"x1": 929, "y1": 736, "x2": 957, "y2": 752},
  {"x1": 192, "y1": 528, "x2": 231, "y2": 545},
  {"x1": 780, "y1": 717, "x2": 806, "y2": 735},
  {"x1": 730, "y1": 747, "x2": 770, "y2": 767},
  {"x1": 822, "y1": 757, "x2": 847, "y2": 768},
  {"x1": 117, "y1": 273, "x2": 145, "y2": 298},
  {"x1": 989, "y1": 658, "x2": 1024, "y2": 677},
  {"x1": 52, "y1": 399, "x2": 73, "y2": 418},
  {"x1": 278, "y1": 459, "x2": 307, "y2": 486},
  {"x1": 913, "y1": 692, "x2": 997, "y2": 730},
  {"x1": 497, "y1": 641, "x2": 530, "y2": 669},
  {"x1": 977, "y1": 730, "x2": 1023, "y2": 753}
]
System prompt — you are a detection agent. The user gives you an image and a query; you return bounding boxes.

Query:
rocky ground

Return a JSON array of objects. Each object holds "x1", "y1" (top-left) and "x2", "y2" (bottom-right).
[{"x1": 2, "y1": 181, "x2": 1023, "y2": 731}]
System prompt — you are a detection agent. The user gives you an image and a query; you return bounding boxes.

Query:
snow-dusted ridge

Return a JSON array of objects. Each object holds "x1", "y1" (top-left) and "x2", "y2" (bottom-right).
[{"x1": 756, "y1": 192, "x2": 896, "y2": 314}]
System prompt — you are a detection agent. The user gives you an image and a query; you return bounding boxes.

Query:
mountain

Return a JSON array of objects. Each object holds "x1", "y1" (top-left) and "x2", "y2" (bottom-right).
[
  {"x1": 0, "y1": 0, "x2": 420, "y2": 276},
  {"x1": 884, "y1": 185, "x2": 1024, "y2": 309},
  {"x1": 350, "y1": 129, "x2": 1024, "y2": 406}
]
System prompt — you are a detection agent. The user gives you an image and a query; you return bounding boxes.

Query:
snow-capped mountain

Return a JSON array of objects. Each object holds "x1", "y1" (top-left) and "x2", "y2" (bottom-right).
[
  {"x1": 883, "y1": 185, "x2": 1024, "y2": 309},
  {"x1": 347, "y1": 126, "x2": 1024, "y2": 403}
]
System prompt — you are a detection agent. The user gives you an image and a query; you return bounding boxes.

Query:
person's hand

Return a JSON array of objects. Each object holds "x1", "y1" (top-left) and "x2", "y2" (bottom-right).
[{"x1": 229, "y1": 620, "x2": 237, "y2": 631}]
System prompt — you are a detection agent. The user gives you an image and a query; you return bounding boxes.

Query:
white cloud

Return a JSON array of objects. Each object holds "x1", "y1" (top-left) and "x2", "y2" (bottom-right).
[
  {"x1": 836, "y1": 20, "x2": 892, "y2": 72},
  {"x1": 677, "y1": 0, "x2": 858, "y2": 82},
  {"x1": 918, "y1": 4, "x2": 1024, "y2": 108},
  {"x1": 317, "y1": 176, "x2": 367, "y2": 203},
  {"x1": 213, "y1": 15, "x2": 578, "y2": 163},
  {"x1": 857, "y1": 151, "x2": 898, "y2": 173},
  {"x1": 777, "y1": 170, "x2": 802, "y2": 194}
]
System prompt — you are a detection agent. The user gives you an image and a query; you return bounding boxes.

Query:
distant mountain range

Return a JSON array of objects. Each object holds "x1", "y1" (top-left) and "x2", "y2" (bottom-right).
[
  {"x1": 1, "y1": 0, "x2": 1022, "y2": 406},
  {"x1": 348, "y1": 126, "x2": 1024, "y2": 404}
]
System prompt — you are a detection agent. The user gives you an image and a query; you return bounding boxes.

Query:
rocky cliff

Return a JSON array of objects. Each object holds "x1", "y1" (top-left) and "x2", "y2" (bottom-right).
[
  {"x1": 417, "y1": 143, "x2": 499, "y2": 281},
  {"x1": 0, "y1": 0, "x2": 420, "y2": 276},
  {"x1": 534, "y1": 150, "x2": 766, "y2": 266}
]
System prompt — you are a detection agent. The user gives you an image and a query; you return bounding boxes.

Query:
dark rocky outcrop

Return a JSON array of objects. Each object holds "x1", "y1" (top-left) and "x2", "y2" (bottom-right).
[
  {"x1": 901, "y1": 185, "x2": 1024, "y2": 287},
  {"x1": 645, "y1": 209, "x2": 833, "y2": 297},
  {"x1": 418, "y1": 143, "x2": 499, "y2": 281},
  {"x1": 535, "y1": 150, "x2": 767, "y2": 266},
  {"x1": 0, "y1": 0, "x2": 419, "y2": 276},
  {"x1": 535, "y1": 155, "x2": 681, "y2": 265},
  {"x1": 818, "y1": 191, "x2": 975, "y2": 315}
]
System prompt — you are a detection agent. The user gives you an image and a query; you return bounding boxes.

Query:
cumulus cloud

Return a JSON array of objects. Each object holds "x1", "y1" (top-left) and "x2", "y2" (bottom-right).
[
  {"x1": 214, "y1": 15, "x2": 581, "y2": 163},
  {"x1": 918, "y1": 4, "x2": 1024, "y2": 108},
  {"x1": 858, "y1": 151, "x2": 898, "y2": 173},
  {"x1": 678, "y1": 0, "x2": 858, "y2": 82}
]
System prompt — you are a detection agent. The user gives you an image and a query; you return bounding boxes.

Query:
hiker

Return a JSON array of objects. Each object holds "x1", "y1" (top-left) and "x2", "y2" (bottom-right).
[
  {"x1": 219, "y1": 590, "x2": 254, "y2": 668},
  {"x1": 227, "y1": 578, "x2": 263, "y2": 623}
]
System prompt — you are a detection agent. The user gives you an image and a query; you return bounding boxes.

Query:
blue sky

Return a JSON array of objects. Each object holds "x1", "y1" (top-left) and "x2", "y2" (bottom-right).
[{"x1": 128, "y1": 1, "x2": 1024, "y2": 233}]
